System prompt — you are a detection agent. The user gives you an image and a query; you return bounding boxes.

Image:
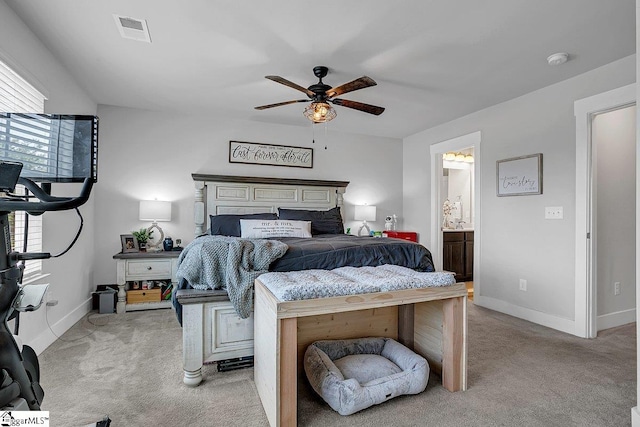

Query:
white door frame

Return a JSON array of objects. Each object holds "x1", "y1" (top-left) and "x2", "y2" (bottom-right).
[
  {"x1": 430, "y1": 131, "x2": 481, "y2": 285},
  {"x1": 574, "y1": 83, "x2": 635, "y2": 338}
]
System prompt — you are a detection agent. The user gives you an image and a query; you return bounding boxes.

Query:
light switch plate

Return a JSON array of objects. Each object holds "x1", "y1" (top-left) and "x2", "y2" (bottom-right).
[{"x1": 545, "y1": 206, "x2": 563, "y2": 219}]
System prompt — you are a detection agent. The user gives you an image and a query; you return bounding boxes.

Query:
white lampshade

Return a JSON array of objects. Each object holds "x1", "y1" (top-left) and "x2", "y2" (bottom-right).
[
  {"x1": 354, "y1": 205, "x2": 376, "y2": 222},
  {"x1": 139, "y1": 200, "x2": 172, "y2": 222}
]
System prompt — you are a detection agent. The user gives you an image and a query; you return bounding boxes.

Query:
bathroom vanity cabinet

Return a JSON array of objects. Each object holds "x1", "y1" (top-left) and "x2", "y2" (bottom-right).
[{"x1": 443, "y1": 231, "x2": 474, "y2": 281}]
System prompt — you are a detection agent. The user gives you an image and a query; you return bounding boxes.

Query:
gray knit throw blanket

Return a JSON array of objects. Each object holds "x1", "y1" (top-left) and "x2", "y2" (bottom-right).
[{"x1": 176, "y1": 235, "x2": 289, "y2": 318}]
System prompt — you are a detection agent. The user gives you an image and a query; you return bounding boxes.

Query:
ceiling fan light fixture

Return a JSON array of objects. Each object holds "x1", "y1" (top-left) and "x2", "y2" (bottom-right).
[{"x1": 304, "y1": 101, "x2": 336, "y2": 123}]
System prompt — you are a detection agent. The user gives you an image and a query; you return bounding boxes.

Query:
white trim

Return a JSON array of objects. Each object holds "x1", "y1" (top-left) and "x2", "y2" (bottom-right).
[
  {"x1": 574, "y1": 83, "x2": 636, "y2": 338},
  {"x1": 474, "y1": 295, "x2": 576, "y2": 335},
  {"x1": 28, "y1": 297, "x2": 92, "y2": 355},
  {"x1": 597, "y1": 308, "x2": 636, "y2": 331},
  {"x1": 20, "y1": 273, "x2": 50, "y2": 285},
  {"x1": 632, "y1": 406, "x2": 640, "y2": 427},
  {"x1": 429, "y1": 131, "x2": 481, "y2": 287},
  {"x1": 0, "y1": 48, "x2": 49, "y2": 101}
]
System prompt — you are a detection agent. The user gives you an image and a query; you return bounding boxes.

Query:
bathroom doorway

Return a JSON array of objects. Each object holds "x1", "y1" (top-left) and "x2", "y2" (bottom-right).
[
  {"x1": 442, "y1": 149, "x2": 475, "y2": 297},
  {"x1": 430, "y1": 132, "x2": 481, "y2": 300}
]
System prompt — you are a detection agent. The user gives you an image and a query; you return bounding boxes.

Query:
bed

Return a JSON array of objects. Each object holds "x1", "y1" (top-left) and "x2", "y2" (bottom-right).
[{"x1": 175, "y1": 174, "x2": 460, "y2": 389}]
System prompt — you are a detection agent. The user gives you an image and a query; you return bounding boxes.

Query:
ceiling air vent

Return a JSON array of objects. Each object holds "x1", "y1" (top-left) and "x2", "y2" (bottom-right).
[{"x1": 113, "y1": 14, "x2": 151, "y2": 43}]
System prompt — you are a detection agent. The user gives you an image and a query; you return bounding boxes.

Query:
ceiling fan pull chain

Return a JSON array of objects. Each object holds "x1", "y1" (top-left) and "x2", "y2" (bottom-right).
[
  {"x1": 312, "y1": 122, "x2": 316, "y2": 145},
  {"x1": 324, "y1": 122, "x2": 328, "y2": 150}
]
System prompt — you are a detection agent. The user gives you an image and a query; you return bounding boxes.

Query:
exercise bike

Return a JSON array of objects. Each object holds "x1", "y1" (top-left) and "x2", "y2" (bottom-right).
[{"x1": 0, "y1": 161, "x2": 93, "y2": 414}]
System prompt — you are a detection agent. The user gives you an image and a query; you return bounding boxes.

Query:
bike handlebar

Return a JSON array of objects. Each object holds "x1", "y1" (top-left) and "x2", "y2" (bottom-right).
[{"x1": 0, "y1": 177, "x2": 93, "y2": 214}]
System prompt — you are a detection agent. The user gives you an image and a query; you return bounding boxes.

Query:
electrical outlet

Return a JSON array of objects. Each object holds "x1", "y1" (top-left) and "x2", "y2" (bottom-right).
[
  {"x1": 545, "y1": 206, "x2": 563, "y2": 219},
  {"x1": 614, "y1": 282, "x2": 621, "y2": 296},
  {"x1": 46, "y1": 289, "x2": 58, "y2": 307},
  {"x1": 519, "y1": 279, "x2": 527, "y2": 291}
]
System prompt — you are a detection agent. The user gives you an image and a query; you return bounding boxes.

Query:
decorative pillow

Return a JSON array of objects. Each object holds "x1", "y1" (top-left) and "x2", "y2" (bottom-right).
[
  {"x1": 209, "y1": 212, "x2": 277, "y2": 237},
  {"x1": 240, "y1": 219, "x2": 312, "y2": 239},
  {"x1": 277, "y1": 207, "x2": 344, "y2": 235}
]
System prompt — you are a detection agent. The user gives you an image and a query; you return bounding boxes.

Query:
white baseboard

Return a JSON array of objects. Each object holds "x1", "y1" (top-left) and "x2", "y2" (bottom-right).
[
  {"x1": 632, "y1": 406, "x2": 640, "y2": 426},
  {"x1": 30, "y1": 297, "x2": 92, "y2": 355},
  {"x1": 473, "y1": 295, "x2": 577, "y2": 336},
  {"x1": 597, "y1": 308, "x2": 636, "y2": 331}
]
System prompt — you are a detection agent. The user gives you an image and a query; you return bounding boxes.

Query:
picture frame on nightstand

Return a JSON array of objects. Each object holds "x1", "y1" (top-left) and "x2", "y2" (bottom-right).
[{"x1": 120, "y1": 234, "x2": 139, "y2": 253}]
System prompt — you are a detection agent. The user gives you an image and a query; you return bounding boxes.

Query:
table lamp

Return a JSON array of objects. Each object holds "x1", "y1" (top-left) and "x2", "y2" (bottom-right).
[{"x1": 354, "y1": 205, "x2": 376, "y2": 236}]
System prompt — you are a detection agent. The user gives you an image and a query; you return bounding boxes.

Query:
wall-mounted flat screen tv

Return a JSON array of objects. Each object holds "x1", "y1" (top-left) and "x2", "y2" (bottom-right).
[{"x1": 0, "y1": 113, "x2": 98, "y2": 183}]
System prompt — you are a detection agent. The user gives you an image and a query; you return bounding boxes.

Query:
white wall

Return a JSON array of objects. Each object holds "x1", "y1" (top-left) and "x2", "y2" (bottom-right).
[
  {"x1": 92, "y1": 105, "x2": 403, "y2": 285},
  {"x1": 594, "y1": 106, "x2": 636, "y2": 320},
  {"x1": 403, "y1": 54, "x2": 636, "y2": 333},
  {"x1": 0, "y1": 0, "x2": 97, "y2": 353}
]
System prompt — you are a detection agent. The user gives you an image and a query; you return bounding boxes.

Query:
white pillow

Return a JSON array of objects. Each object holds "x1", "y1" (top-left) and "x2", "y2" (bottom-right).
[{"x1": 240, "y1": 219, "x2": 312, "y2": 238}]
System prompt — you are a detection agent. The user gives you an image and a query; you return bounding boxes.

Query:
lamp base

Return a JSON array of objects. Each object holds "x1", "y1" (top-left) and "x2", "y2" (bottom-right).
[
  {"x1": 146, "y1": 222, "x2": 165, "y2": 250},
  {"x1": 357, "y1": 222, "x2": 371, "y2": 237}
]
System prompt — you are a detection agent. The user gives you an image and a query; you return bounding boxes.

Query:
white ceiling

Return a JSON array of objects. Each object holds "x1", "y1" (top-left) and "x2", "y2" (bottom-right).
[{"x1": 5, "y1": 0, "x2": 636, "y2": 139}]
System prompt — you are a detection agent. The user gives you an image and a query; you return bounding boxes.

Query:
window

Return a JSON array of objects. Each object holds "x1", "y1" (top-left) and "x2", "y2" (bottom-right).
[{"x1": 0, "y1": 59, "x2": 47, "y2": 282}]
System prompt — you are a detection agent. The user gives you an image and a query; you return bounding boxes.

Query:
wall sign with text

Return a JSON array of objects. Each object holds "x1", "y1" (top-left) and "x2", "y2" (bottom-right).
[
  {"x1": 496, "y1": 153, "x2": 543, "y2": 196},
  {"x1": 229, "y1": 141, "x2": 313, "y2": 168}
]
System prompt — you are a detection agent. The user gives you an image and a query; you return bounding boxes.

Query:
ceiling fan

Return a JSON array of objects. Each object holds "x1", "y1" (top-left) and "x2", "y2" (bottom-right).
[{"x1": 255, "y1": 66, "x2": 385, "y2": 123}]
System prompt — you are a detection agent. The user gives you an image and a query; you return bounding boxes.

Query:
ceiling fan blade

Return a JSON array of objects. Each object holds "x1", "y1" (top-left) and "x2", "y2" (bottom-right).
[
  {"x1": 255, "y1": 99, "x2": 308, "y2": 110},
  {"x1": 326, "y1": 76, "x2": 377, "y2": 98},
  {"x1": 265, "y1": 76, "x2": 315, "y2": 98},
  {"x1": 330, "y1": 98, "x2": 385, "y2": 115}
]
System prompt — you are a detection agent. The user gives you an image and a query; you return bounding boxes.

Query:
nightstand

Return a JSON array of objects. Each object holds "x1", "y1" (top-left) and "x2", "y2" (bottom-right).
[
  {"x1": 113, "y1": 251, "x2": 180, "y2": 314},
  {"x1": 382, "y1": 231, "x2": 418, "y2": 242}
]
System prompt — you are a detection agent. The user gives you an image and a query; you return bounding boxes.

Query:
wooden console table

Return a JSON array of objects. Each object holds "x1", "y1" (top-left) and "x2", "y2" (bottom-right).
[{"x1": 253, "y1": 279, "x2": 468, "y2": 427}]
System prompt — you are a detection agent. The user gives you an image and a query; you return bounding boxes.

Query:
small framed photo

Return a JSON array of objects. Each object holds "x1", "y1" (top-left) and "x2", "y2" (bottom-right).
[{"x1": 120, "y1": 234, "x2": 139, "y2": 253}]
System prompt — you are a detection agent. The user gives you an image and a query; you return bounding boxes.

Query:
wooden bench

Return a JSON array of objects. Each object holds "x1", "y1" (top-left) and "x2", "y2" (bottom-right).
[{"x1": 253, "y1": 278, "x2": 468, "y2": 427}]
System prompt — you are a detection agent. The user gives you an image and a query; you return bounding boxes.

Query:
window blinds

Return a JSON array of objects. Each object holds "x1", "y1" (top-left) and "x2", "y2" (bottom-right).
[
  {"x1": 0, "y1": 59, "x2": 46, "y2": 282},
  {"x1": 0, "y1": 61, "x2": 45, "y2": 112}
]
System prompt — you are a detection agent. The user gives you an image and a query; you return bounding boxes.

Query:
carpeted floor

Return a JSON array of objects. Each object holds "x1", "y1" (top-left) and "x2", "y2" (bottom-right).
[{"x1": 38, "y1": 301, "x2": 636, "y2": 426}]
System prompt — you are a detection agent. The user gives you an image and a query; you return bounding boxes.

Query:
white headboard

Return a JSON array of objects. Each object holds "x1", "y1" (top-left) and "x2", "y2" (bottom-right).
[{"x1": 192, "y1": 174, "x2": 349, "y2": 236}]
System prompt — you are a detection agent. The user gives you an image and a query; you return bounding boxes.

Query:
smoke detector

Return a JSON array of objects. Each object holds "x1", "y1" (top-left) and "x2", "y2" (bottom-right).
[
  {"x1": 547, "y1": 52, "x2": 569, "y2": 66},
  {"x1": 113, "y1": 14, "x2": 151, "y2": 43}
]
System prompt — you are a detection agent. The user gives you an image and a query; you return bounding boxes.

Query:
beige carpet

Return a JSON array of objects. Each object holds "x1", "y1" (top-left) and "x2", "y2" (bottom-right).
[{"x1": 38, "y1": 301, "x2": 636, "y2": 426}]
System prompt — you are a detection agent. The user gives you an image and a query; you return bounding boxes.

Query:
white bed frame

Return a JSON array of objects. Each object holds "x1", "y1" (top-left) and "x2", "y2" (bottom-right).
[{"x1": 178, "y1": 174, "x2": 349, "y2": 386}]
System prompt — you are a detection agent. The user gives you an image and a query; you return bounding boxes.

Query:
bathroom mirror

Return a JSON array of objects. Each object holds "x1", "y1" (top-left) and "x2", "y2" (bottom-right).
[{"x1": 441, "y1": 154, "x2": 474, "y2": 228}]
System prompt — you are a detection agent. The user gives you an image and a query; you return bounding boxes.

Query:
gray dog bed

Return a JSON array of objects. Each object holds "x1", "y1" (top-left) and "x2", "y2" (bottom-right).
[{"x1": 304, "y1": 337, "x2": 429, "y2": 416}]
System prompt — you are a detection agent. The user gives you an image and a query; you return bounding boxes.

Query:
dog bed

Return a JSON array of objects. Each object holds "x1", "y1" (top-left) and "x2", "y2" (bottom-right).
[{"x1": 304, "y1": 337, "x2": 429, "y2": 416}]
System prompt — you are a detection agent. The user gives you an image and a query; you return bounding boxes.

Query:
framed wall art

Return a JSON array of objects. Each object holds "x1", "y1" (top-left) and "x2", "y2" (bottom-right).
[
  {"x1": 496, "y1": 153, "x2": 543, "y2": 196},
  {"x1": 229, "y1": 141, "x2": 313, "y2": 168}
]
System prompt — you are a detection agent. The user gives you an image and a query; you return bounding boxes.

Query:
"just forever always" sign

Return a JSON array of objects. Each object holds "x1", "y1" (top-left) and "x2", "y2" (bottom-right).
[{"x1": 229, "y1": 141, "x2": 313, "y2": 168}]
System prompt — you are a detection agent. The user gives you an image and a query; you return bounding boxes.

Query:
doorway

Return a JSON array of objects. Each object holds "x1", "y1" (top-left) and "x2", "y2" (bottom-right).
[
  {"x1": 430, "y1": 131, "x2": 481, "y2": 298},
  {"x1": 574, "y1": 84, "x2": 636, "y2": 338},
  {"x1": 592, "y1": 105, "x2": 636, "y2": 332}
]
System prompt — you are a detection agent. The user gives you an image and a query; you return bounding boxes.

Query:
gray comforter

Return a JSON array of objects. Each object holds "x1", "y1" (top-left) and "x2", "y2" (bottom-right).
[{"x1": 175, "y1": 235, "x2": 288, "y2": 318}]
